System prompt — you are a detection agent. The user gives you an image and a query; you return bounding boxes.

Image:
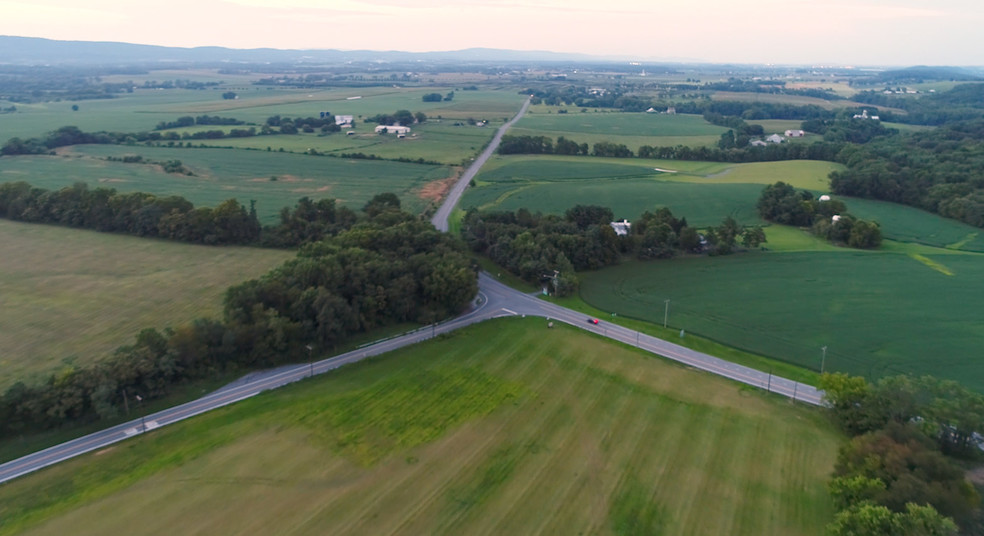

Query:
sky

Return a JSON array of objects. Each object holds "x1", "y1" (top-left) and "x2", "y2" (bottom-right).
[{"x1": 1, "y1": 0, "x2": 982, "y2": 66}]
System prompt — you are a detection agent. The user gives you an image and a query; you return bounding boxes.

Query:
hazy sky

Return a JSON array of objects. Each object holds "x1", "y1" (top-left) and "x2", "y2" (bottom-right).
[{"x1": 2, "y1": 0, "x2": 982, "y2": 65}]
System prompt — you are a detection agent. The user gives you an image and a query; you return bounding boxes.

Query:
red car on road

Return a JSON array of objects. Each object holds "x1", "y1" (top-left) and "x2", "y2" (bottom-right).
[{"x1": 587, "y1": 318, "x2": 599, "y2": 325}]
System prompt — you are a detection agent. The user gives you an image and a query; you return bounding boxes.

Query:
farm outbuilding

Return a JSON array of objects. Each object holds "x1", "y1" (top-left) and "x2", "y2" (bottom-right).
[
  {"x1": 785, "y1": 129, "x2": 805, "y2": 137},
  {"x1": 610, "y1": 219, "x2": 631, "y2": 236},
  {"x1": 374, "y1": 125, "x2": 411, "y2": 135}
]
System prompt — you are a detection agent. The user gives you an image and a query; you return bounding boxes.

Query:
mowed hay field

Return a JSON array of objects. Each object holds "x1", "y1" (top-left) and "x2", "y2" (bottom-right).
[
  {"x1": 0, "y1": 220, "x2": 291, "y2": 389},
  {"x1": 0, "y1": 146, "x2": 452, "y2": 223},
  {"x1": 462, "y1": 155, "x2": 842, "y2": 225},
  {"x1": 0, "y1": 318, "x2": 839, "y2": 536},
  {"x1": 579, "y1": 235, "x2": 984, "y2": 391},
  {"x1": 510, "y1": 112, "x2": 730, "y2": 148}
]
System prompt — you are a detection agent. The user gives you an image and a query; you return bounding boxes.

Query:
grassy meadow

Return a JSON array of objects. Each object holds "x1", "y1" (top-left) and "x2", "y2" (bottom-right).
[
  {"x1": 0, "y1": 220, "x2": 292, "y2": 389},
  {"x1": 509, "y1": 111, "x2": 730, "y2": 148},
  {"x1": 1, "y1": 146, "x2": 453, "y2": 223},
  {"x1": 579, "y1": 229, "x2": 984, "y2": 391},
  {"x1": 462, "y1": 155, "x2": 841, "y2": 225},
  {"x1": 0, "y1": 318, "x2": 840, "y2": 536}
]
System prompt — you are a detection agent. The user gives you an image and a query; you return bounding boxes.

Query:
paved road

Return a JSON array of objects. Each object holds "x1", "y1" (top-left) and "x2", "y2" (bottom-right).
[
  {"x1": 0, "y1": 95, "x2": 822, "y2": 485},
  {"x1": 430, "y1": 96, "x2": 531, "y2": 232}
]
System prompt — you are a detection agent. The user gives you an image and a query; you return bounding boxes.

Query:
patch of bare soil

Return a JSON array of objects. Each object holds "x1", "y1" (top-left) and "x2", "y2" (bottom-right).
[{"x1": 418, "y1": 173, "x2": 460, "y2": 203}]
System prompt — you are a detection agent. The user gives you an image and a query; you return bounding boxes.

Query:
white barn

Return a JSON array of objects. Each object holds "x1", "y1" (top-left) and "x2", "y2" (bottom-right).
[{"x1": 374, "y1": 125, "x2": 411, "y2": 135}]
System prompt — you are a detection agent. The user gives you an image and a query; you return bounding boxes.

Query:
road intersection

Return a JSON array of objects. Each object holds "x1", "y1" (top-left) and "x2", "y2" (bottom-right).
[{"x1": 0, "y1": 96, "x2": 823, "y2": 486}]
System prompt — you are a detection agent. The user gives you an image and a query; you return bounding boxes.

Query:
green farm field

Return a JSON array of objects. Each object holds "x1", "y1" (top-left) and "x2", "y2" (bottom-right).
[
  {"x1": 846, "y1": 197, "x2": 984, "y2": 252},
  {"x1": 510, "y1": 112, "x2": 729, "y2": 148},
  {"x1": 0, "y1": 318, "x2": 839, "y2": 536},
  {"x1": 0, "y1": 146, "x2": 452, "y2": 223},
  {"x1": 0, "y1": 220, "x2": 291, "y2": 390},
  {"x1": 462, "y1": 155, "x2": 841, "y2": 225},
  {"x1": 579, "y1": 238, "x2": 984, "y2": 391},
  {"x1": 0, "y1": 85, "x2": 525, "y2": 141},
  {"x1": 192, "y1": 121, "x2": 499, "y2": 165}
]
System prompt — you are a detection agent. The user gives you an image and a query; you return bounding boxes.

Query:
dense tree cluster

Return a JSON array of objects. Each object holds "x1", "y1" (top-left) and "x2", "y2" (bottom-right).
[
  {"x1": 155, "y1": 115, "x2": 245, "y2": 130},
  {"x1": 820, "y1": 373, "x2": 984, "y2": 534},
  {"x1": 462, "y1": 205, "x2": 765, "y2": 295},
  {"x1": 422, "y1": 92, "x2": 442, "y2": 102},
  {"x1": 0, "y1": 65, "x2": 134, "y2": 102},
  {"x1": 0, "y1": 181, "x2": 261, "y2": 245},
  {"x1": 0, "y1": 200, "x2": 477, "y2": 436},
  {"x1": 363, "y1": 109, "x2": 425, "y2": 126},
  {"x1": 830, "y1": 119, "x2": 984, "y2": 229},
  {"x1": 852, "y1": 83, "x2": 984, "y2": 125},
  {"x1": 700, "y1": 78, "x2": 843, "y2": 100},
  {"x1": 757, "y1": 182, "x2": 881, "y2": 249},
  {"x1": 264, "y1": 115, "x2": 342, "y2": 135}
]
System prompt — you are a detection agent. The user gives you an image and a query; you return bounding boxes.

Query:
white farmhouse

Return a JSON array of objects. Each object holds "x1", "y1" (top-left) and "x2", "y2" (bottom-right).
[{"x1": 766, "y1": 134, "x2": 785, "y2": 144}]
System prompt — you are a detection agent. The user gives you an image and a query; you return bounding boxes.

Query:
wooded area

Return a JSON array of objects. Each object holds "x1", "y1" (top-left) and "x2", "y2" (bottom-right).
[{"x1": 0, "y1": 198, "x2": 477, "y2": 436}]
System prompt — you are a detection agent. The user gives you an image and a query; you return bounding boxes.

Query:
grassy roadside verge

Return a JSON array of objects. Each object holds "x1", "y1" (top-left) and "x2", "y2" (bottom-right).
[
  {"x1": 474, "y1": 256, "x2": 820, "y2": 386},
  {"x1": 0, "y1": 321, "x2": 423, "y2": 465}
]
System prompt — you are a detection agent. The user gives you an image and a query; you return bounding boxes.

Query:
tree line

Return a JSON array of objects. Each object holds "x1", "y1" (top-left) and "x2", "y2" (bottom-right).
[
  {"x1": 0, "y1": 180, "x2": 392, "y2": 248},
  {"x1": 757, "y1": 182, "x2": 882, "y2": 249},
  {"x1": 155, "y1": 115, "x2": 245, "y2": 130},
  {"x1": 830, "y1": 118, "x2": 984, "y2": 229},
  {"x1": 0, "y1": 196, "x2": 478, "y2": 436},
  {"x1": 461, "y1": 205, "x2": 765, "y2": 296},
  {"x1": 364, "y1": 109, "x2": 427, "y2": 127},
  {"x1": 819, "y1": 372, "x2": 984, "y2": 535}
]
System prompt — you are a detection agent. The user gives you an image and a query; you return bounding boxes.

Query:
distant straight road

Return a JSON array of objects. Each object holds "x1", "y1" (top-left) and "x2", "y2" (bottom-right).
[
  {"x1": 430, "y1": 96, "x2": 531, "y2": 232},
  {"x1": 0, "y1": 95, "x2": 822, "y2": 486}
]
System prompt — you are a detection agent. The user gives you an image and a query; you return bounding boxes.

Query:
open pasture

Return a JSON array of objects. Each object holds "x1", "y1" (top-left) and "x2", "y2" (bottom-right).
[
  {"x1": 510, "y1": 111, "x2": 729, "y2": 148},
  {"x1": 2, "y1": 146, "x2": 452, "y2": 222},
  {"x1": 580, "y1": 247, "x2": 984, "y2": 392},
  {"x1": 462, "y1": 155, "x2": 840, "y2": 224},
  {"x1": 0, "y1": 220, "x2": 291, "y2": 390},
  {"x1": 0, "y1": 318, "x2": 839, "y2": 536}
]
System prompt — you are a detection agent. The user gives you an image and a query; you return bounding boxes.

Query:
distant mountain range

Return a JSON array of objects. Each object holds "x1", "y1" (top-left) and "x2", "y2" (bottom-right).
[{"x1": 0, "y1": 35, "x2": 607, "y2": 65}]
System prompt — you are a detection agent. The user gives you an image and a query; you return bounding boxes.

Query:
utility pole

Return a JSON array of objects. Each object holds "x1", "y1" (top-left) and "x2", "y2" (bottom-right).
[
  {"x1": 306, "y1": 345, "x2": 314, "y2": 377},
  {"x1": 122, "y1": 389, "x2": 130, "y2": 415},
  {"x1": 767, "y1": 370, "x2": 772, "y2": 392},
  {"x1": 821, "y1": 346, "x2": 828, "y2": 374},
  {"x1": 663, "y1": 299, "x2": 670, "y2": 329}
]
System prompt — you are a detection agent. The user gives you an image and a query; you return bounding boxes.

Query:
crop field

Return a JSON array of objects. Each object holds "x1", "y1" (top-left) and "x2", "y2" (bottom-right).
[
  {"x1": 509, "y1": 112, "x2": 729, "y2": 148},
  {"x1": 708, "y1": 91, "x2": 905, "y2": 113},
  {"x1": 0, "y1": 318, "x2": 839, "y2": 536},
  {"x1": 193, "y1": 121, "x2": 499, "y2": 165},
  {"x1": 1, "y1": 83, "x2": 524, "y2": 144},
  {"x1": 1, "y1": 146, "x2": 452, "y2": 223},
  {"x1": 462, "y1": 155, "x2": 841, "y2": 224},
  {"x1": 845, "y1": 197, "x2": 984, "y2": 252},
  {"x1": 0, "y1": 220, "x2": 291, "y2": 390},
  {"x1": 579, "y1": 241, "x2": 984, "y2": 391}
]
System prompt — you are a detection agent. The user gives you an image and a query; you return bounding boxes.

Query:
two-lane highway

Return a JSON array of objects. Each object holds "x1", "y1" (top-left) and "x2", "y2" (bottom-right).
[{"x1": 0, "y1": 95, "x2": 823, "y2": 486}]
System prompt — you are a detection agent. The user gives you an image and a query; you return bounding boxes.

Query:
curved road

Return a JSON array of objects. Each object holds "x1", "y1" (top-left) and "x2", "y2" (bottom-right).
[{"x1": 0, "y1": 96, "x2": 822, "y2": 486}]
